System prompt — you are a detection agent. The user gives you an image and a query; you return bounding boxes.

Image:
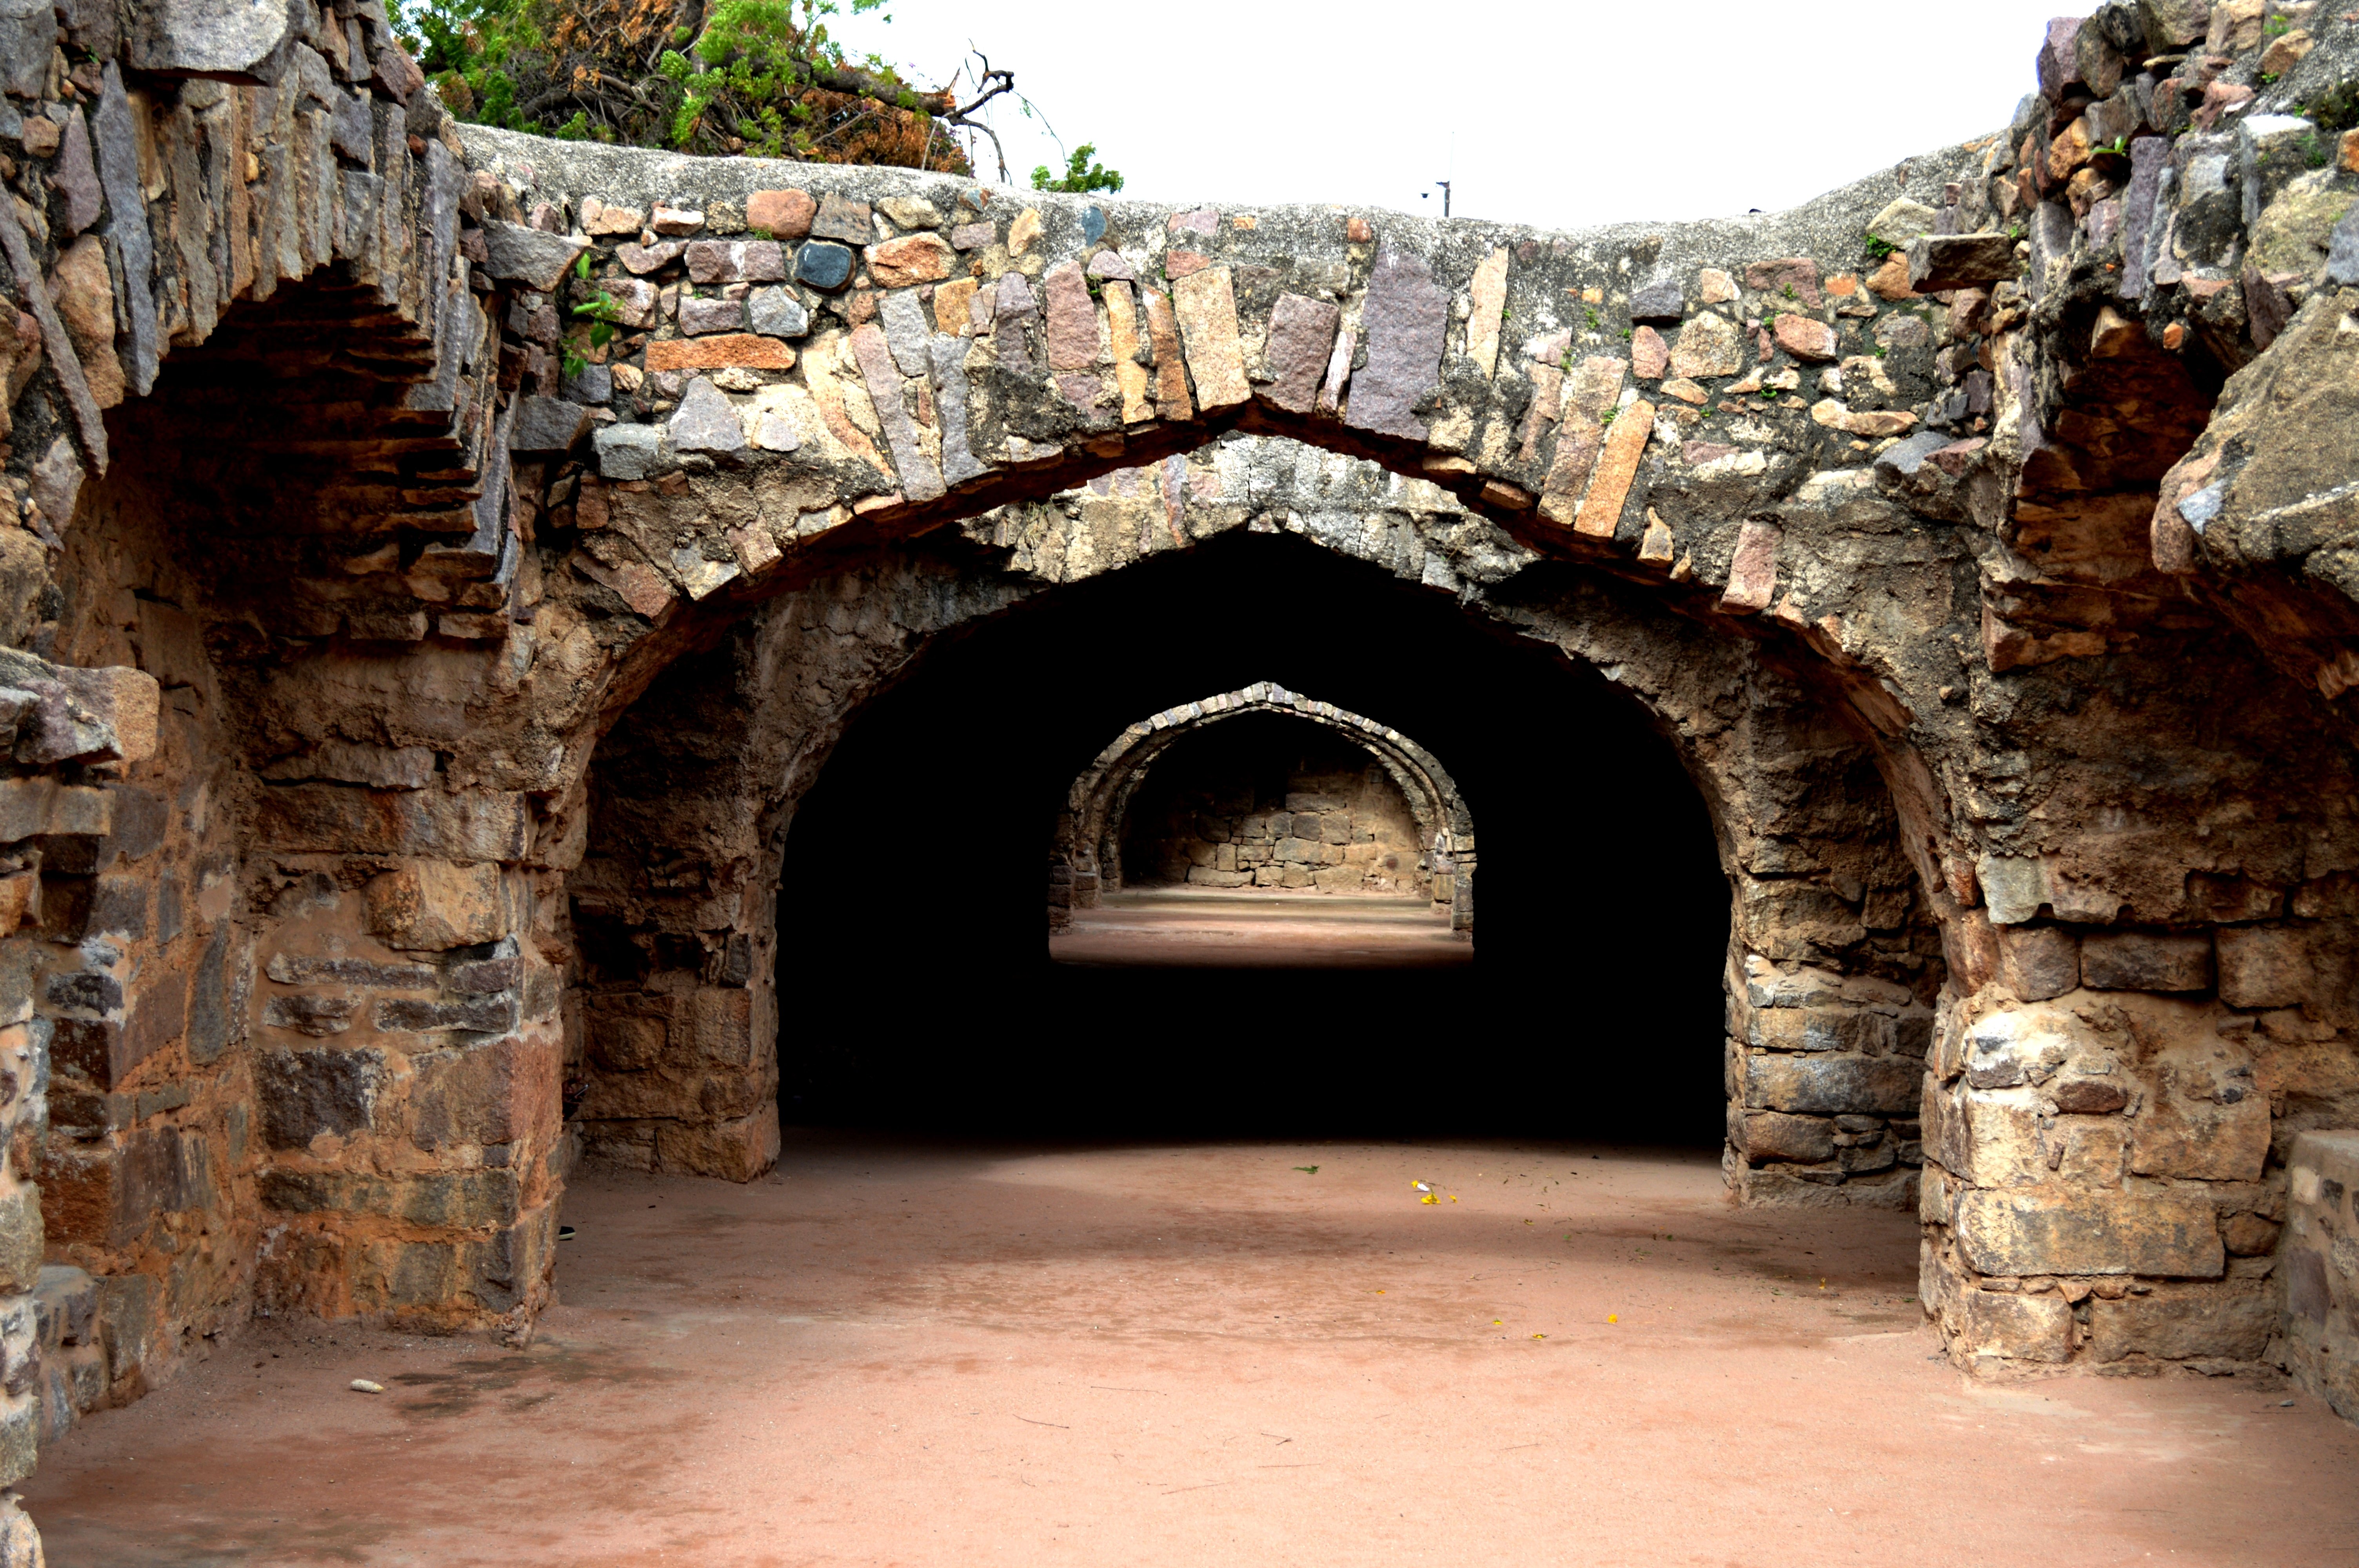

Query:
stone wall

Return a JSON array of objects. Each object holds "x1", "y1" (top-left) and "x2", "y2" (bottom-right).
[
  {"x1": 1112, "y1": 715, "x2": 1430, "y2": 897},
  {"x1": 0, "y1": 8, "x2": 2339, "y2": 1551},
  {"x1": 2284, "y1": 1129, "x2": 2359, "y2": 1415}
]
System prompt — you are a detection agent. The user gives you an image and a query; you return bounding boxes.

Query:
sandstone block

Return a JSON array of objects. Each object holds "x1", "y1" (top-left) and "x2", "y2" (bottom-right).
[
  {"x1": 657, "y1": 1104, "x2": 780, "y2": 1183},
  {"x1": 2215, "y1": 925, "x2": 2309, "y2": 1008},
  {"x1": 1668, "y1": 312, "x2": 1743, "y2": 380},
  {"x1": 1907, "y1": 233, "x2": 2018, "y2": 292},
  {"x1": 1771, "y1": 315, "x2": 1838, "y2": 361},
  {"x1": 256, "y1": 1046, "x2": 385, "y2": 1149},
  {"x1": 1745, "y1": 1053, "x2": 1920, "y2": 1116},
  {"x1": 1573, "y1": 401, "x2": 1654, "y2": 538},
  {"x1": 1738, "y1": 1110, "x2": 1834, "y2": 1163},
  {"x1": 1170, "y1": 267, "x2": 1249, "y2": 412},
  {"x1": 810, "y1": 192, "x2": 872, "y2": 244},
  {"x1": 1465, "y1": 247, "x2": 1510, "y2": 377},
  {"x1": 866, "y1": 234, "x2": 953, "y2": 288},
  {"x1": 1997, "y1": 924, "x2": 2079, "y2": 1000},
  {"x1": 1955, "y1": 1288, "x2": 2073, "y2": 1363},
  {"x1": 1748, "y1": 1006, "x2": 1896, "y2": 1054},
  {"x1": 1954, "y1": 1188, "x2": 2223, "y2": 1278},
  {"x1": 2090, "y1": 1280, "x2": 2275, "y2": 1363},
  {"x1": 684, "y1": 240, "x2": 787, "y2": 285},
  {"x1": 2081, "y1": 931, "x2": 2212, "y2": 992},
  {"x1": 1630, "y1": 325, "x2": 1667, "y2": 379},
  {"x1": 645, "y1": 333, "x2": 796, "y2": 374},
  {"x1": 255, "y1": 785, "x2": 528, "y2": 860},
  {"x1": 363, "y1": 860, "x2": 504, "y2": 951},
  {"x1": 1745, "y1": 258, "x2": 1822, "y2": 307},
  {"x1": 1718, "y1": 519, "x2": 1779, "y2": 613},
  {"x1": 746, "y1": 189, "x2": 815, "y2": 240},
  {"x1": 2130, "y1": 1041, "x2": 2268, "y2": 1182}
]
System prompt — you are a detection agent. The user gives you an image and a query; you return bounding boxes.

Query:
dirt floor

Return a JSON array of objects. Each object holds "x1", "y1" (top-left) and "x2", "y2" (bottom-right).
[
  {"x1": 22, "y1": 1134, "x2": 2359, "y2": 1567},
  {"x1": 1050, "y1": 888, "x2": 1473, "y2": 969}
]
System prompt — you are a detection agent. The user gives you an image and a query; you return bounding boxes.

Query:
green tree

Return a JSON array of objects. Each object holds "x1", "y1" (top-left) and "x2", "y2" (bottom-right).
[{"x1": 1031, "y1": 143, "x2": 1123, "y2": 194}]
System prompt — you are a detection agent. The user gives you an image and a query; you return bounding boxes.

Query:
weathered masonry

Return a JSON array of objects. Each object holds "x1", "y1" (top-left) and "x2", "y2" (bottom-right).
[{"x1": 0, "y1": 0, "x2": 2345, "y2": 1551}]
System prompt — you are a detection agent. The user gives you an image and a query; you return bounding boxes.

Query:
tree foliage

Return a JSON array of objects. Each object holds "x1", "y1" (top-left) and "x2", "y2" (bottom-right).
[
  {"x1": 1031, "y1": 143, "x2": 1123, "y2": 195},
  {"x1": 398, "y1": 0, "x2": 1030, "y2": 173}
]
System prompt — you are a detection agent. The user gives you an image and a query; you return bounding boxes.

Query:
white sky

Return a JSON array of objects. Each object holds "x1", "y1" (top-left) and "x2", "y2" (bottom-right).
[{"x1": 852, "y1": 0, "x2": 2070, "y2": 227}]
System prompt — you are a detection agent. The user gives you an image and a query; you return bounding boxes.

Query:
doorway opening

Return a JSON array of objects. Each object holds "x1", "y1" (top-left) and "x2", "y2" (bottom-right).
[{"x1": 774, "y1": 529, "x2": 1727, "y2": 1140}]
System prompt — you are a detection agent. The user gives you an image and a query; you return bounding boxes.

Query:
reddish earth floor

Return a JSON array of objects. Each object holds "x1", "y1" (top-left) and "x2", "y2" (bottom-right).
[
  {"x1": 1051, "y1": 888, "x2": 1472, "y2": 969},
  {"x1": 24, "y1": 1135, "x2": 2359, "y2": 1566}
]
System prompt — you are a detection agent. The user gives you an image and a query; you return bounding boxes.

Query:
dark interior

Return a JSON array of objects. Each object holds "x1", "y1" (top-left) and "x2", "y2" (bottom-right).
[{"x1": 776, "y1": 526, "x2": 1728, "y2": 1141}]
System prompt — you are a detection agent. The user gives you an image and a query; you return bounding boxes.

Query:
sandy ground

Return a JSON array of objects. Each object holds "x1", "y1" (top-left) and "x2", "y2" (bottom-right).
[
  {"x1": 1050, "y1": 888, "x2": 1473, "y2": 969},
  {"x1": 22, "y1": 1133, "x2": 2359, "y2": 1567}
]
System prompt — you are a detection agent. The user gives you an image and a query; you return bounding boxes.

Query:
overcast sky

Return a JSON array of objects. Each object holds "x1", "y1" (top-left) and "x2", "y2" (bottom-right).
[{"x1": 852, "y1": 0, "x2": 2068, "y2": 227}]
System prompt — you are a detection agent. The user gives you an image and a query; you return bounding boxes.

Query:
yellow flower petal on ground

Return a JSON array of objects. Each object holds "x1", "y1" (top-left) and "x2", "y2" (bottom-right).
[{"x1": 1607, "y1": 1313, "x2": 1619, "y2": 1323}]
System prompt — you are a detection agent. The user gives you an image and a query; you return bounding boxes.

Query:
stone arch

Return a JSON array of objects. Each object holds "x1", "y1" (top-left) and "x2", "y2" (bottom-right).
[
  {"x1": 562, "y1": 429, "x2": 1937, "y2": 1220},
  {"x1": 1050, "y1": 681, "x2": 1475, "y2": 930},
  {"x1": 0, "y1": 29, "x2": 2346, "y2": 1534}
]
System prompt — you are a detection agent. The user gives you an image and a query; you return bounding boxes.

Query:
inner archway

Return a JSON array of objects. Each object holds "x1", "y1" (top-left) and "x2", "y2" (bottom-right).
[{"x1": 772, "y1": 526, "x2": 1730, "y2": 1139}]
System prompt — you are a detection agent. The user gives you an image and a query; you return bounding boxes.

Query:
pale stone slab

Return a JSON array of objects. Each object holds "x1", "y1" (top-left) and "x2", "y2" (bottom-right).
[
  {"x1": 1573, "y1": 400, "x2": 1654, "y2": 539},
  {"x1": 1464, "y1": 247, "x2": 1509, "y2": 378},
  {"x1": 1170, "y1": 267, "x2": 1247, "y2": 413}
]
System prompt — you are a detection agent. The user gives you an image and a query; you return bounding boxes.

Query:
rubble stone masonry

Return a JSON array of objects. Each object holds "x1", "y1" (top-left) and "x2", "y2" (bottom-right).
[{"x1": 0, "y1": 0, "x2": 2345, "y2": 1552}]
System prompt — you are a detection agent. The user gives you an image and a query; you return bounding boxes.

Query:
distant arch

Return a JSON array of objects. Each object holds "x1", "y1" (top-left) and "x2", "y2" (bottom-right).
[{"x1": 1052, "y1": 681, "x2": 1475, "y2": 933}]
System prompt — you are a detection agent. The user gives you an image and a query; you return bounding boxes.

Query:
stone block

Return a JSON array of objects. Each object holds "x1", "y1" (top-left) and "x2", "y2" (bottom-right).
[
  {"x1": 866, "y1": 234, "x2": 952, "y2": 287},
  {"x1": 1345, "y1": 244, "x2": 1447, "y2": 440},
  {"x1": 746, "y1": 188, "x2": 815, "y2": 240},
  {"x1": 1996, "y1": 925, "x2": 2079, "y2": 1001},
  {"x1": 34, "y1": 1266, "x2": 94, "y2": 1348},
  {"x1": 1748, "y1": 1006, "x2": 1897, "y2": 1054},
  {"x1": 2129, "y1": 1041, "x2": 2269, "y2": 1182},
  {"x1": 594, "y1": 423, "x2": 666, "y2": 479},
  {"x1": 795, "y1": 240, "x2": 854, "y2": 291},
  {"x1": 255, "y1": 1046, "x2": 385, "y2": 1149},
  {"x1": 509, "y1": 395, "x2": 590, "y2": 457},
  {"x1": 412, "y1": 1037, "x2": 532, "y2": 1150},
  {"x1": 1906, "y1": 233, "x2": 2019, "y2": 291},
  {"x1": 479, "y1": 221, "x2": 589, "y2": 291},
  {"x1": 363, "y1": 860, "x2": 505, "y2": 951},
  {"x1": 2090, "y1": 1281, "x2": 2276, "y2": 1363},
  {"x1": 254, "y1": 785, "x2": 529, "y2": 861},
  {"x1": 678, "y1": 296, "x2": 749, "y2": 336},
  {"x1": 667, "y1": 376, "x2": 747, "y2": 456},
  {"x1": 373, "y1": 995, "x2": 520, "y2": 1035},
  {"x1": 657, "y1": 1104, "x2": 780, "y2": 1183},
  {"x1": 1668, "y1": 312, "x2": 1743, "y2": 380},
  {"x1": 2081, "y1": 931, "x2": 2212, "y2": 992},
  {"x1": 1737, "y1": 1110, "x2": 1834, "y2": 1163},
  {"x1": 1745, "y1": 1053, "x2": 1920, "y2": 1116},
  {"x1": 1261, "y1": 292, "x2": 1338, "y2": 415},
  {"x1": 1954, "y1": 1189, "x2": 2224, "y2": 1278},
  {"x1": 2215, "y1": 925, "x2": 2310, "y2": 1008},
  {"x1": 1954, "y1": 1289, "x2": 2073, "y2": 1363},
  {"x1": 1170, "y1": 267, "x2": 1248, "y2": 412},
  {"x1": 0, "y1": 1189, "x2": 33, "y2": 1296},
  {"x1": 94, "y1": 1269, "x2": 154, "y2": 1384},
  {"x1": 645, "y1": 334, "x2": 795, "y2": 373}
]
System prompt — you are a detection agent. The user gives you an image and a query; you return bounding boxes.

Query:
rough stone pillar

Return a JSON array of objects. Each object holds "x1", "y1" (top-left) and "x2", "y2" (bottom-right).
[
  {"x1": 1917, "y1": 918, "x2": 2297, "y2": 1371},
  {"x1": 245, "y1": 788, "x2": 565, "y2": 1336}
]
